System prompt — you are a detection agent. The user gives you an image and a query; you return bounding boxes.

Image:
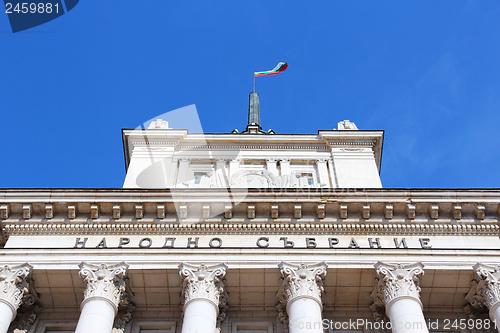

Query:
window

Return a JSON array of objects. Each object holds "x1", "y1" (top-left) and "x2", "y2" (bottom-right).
[
  {"x1": 193, "y1": 172, "x2": 205, "y2": 185},
  {"x1": 34, "y1": 321, "x2": 76, "y2": 333},
  {"x1": 232, "y1": 321, "x2": 273, "y2": 333},
  {"x1": 298, "y1": 172, "x2": 314, "y2": 186},
  {"x1": 131, "y1": 321, "x2": 176, "y2": 333}
]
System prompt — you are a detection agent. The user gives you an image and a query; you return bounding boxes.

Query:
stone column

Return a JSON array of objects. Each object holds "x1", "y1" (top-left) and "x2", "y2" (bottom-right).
[
  {"x1": 466, "y1": 263, "x2": 500, "y2": 327},
  {"x1": 179, "y1": 263, "x2": 228, "y2": 333},
  {"x1": 371, "y1": 262, "x2": 428, "y2": 333},
  {"x1": 277, "y1": 262, "x2": 328, "y2": 333},
  {"x1": 0, "y1": 263, "x2": 32, "y2": 333},
  {"x1": 75, "y1": 262, "x2": 129, "y2": 333}
]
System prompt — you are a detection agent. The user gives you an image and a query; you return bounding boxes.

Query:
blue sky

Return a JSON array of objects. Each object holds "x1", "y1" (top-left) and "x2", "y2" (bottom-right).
[{"x1": 1, "y1": 1, "x2": 499, "y2": 188}]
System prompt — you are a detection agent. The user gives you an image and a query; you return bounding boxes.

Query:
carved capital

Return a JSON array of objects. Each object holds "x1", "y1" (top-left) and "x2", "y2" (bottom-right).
[
  {"x1": 466, "y1": 263, "x2": 500, "y2": 319},
  {"x1": 79, "y1": 262, "x2": 129, "y2": 314},
  {"x1": 179, "y1": 263, "x2": 228, "y2": 320},
  {"x1": 277, "y1": 262, "x2": 328, "y2": 312},
  {"x1": 371, "y1": 262, "x2": 424, "y2": 312},
  {"x1": 0, "y1": 263, "x2": 32, "y2": 319}
]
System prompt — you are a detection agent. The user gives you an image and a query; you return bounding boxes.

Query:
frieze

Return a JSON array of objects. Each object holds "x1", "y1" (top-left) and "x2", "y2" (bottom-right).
[
  {"x1": 69, "y1": 235, "x2": 437, "y2": 250},
  {"x1": 3, "y1": 235, "x2": 447, "y2": 250}
]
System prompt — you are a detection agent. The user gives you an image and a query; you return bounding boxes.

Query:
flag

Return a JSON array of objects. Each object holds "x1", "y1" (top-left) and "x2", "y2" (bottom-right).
[{"x1": 254, "y1": 62, "x2": 288, "y2": 77}]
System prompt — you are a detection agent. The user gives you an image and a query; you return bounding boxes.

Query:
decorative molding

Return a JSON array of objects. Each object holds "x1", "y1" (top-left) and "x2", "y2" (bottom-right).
[
  {"x1": 113, "y1": 205, "x2": 121, "y2": 220},
  {"x1": 229, "y1": 170, "x2": 281, "y2": 188},
  {"x1": 384, "y1": 204, "x2": 393, "y2": 220},
  {"x1": 44, "y1": 204, "x2": 53, "y2": 219},
  {"x1": 174, "y1": 144, "x2": 329, "y2": 151},
  {"x1": 339, "y1": 204, "x2": 347, "y2": 219},
  {"x1": 328, "y1": 141, "x2": 375, "y2": 148},
  {"x1": 203, "y1": 204, "x2": 210, "y2": 219},
  {"x1": 179, "y1": 263, "x2": 228, "y2": 326},
  {"x1": 157, "y1": 204, "x2": 166, "y2": 219},
  {"x1": 429, "y1": 204, "x2": 439, "y2": 219},
  {"x1": 476, "y1": 204, "x2": 486, "y2": 220},
  {"x1": 0, "y1": 263, "x2": 32, "y2": 319},
  {"x1": 293, "y1": 204, "x2": 302, "y2": 219},
  {"x1": 277, "y1": 261, "x2": 328, "y2": 312},
  {"x1": 406, "y1": 204, "x2": 416, "y2": 220},
  {"x1": 371, "y1": 262, "x2": 424, "y2": 313},
  {"x1": 79, "y1": 262, "x2": 129, "y2": 314},
  {"x1": 179, "y1": 204, "x2": 187, "y2": 219},
  {"x1": 4, "y1": 221, "x2": 500, "y2": 236},
  {"x1": 135, "y1": 204, "x2": 143, "y2": 219},
  {"x1": 247, "y1": 205, "x2": 255, "y2": 219},
  {"x1": 0, "y1": 204, "x2": 9, "y2": 220},
  {"x1": 362, "y1": 204, "x2": 370, "y2": 220},
  {"x1": 90, "y1": 205, "x2": 99, "y2": 219},
  {"x1": 466, "y1": 263, "x2": 500, "y2": 319},
  {"x1": 271, "y1": 204, "x2": 279, "y2": 219},
  {"x1": 22, "y1": 205, "x2": 32, "y2": 220},
  {"x1": 68, "y1": 205, "x2": 76, "y2": 219},
  {"x1": 316, "y1": 204, "x2": 325, "y2": 219},
  {"x1": 224, "y1": 204, "x2": 232, "y2": 219},
  {"x1": 454, "y1": 204, "x2": 462, "y2": 220}
]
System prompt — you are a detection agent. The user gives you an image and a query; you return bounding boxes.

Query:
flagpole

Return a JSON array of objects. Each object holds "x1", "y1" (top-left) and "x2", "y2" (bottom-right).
[{"x1": 253, "y1": 74, "x2": 255, "y2": 92}]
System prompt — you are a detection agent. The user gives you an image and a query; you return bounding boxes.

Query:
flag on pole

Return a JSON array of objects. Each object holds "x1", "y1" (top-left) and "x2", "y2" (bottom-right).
[{"x1": 254, "y1": 62, "x2": 288, "y2": 77}]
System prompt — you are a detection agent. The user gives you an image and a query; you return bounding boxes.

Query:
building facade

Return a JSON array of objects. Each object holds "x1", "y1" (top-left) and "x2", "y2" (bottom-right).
[{"x1": 1, "y1": 93, "x2": 500, "y2": 333}]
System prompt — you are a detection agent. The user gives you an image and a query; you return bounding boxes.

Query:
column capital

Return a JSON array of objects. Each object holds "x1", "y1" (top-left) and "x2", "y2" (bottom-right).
[
  {"x1": 0, "y1": 263, "x2": 32, "y2": 319},
  {"x1": 79, "y1": 262, "x2": 129, "y2": 314},
  {"x1": 179, "y1": 263, "x2": 228, "y2": 319},
  {"x1": 277, "y1": 261, "x2": 328, "y2": 311},
  {"x1": 371, "y1": 262, "x2": 424, "y2": 311},
  {"x1": 466, "y1": 263, "x2": 500, "y2": 318}
]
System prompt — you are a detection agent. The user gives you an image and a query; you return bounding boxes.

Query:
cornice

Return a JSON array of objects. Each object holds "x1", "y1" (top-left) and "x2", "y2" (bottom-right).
[{"x1": 1, "y1": 190, "x2": 499, "y2": 238}]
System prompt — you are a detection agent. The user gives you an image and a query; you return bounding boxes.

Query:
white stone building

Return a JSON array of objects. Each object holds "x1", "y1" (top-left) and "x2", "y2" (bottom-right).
[{"x1": 1, "y1": 93, "x2": 500, "y2": 333}]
